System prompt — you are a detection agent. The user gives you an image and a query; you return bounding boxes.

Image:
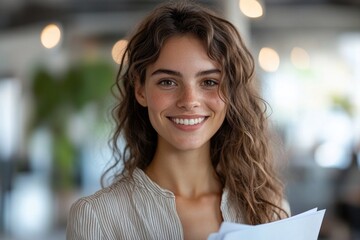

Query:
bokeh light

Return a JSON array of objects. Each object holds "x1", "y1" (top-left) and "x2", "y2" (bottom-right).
[
  {"x1": 40, "y1": 23, "x2": 62, "y2": 49},
  {"x1": 291, "y1": 47, "x2": 310, "y2": 70},
  {"x1": 239, "y1": 0, "x2": 263, "y2": 18},
  {"x1": 258, "y1": 47, "x2": 280, "y2": 72},
  {"x1": 111, "y1": 39, "x2": 128, "y2": 64}
]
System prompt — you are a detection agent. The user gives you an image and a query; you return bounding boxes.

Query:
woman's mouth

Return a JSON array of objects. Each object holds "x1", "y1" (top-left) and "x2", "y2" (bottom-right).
[{"x1": 170, "y1": 117, "x2": 206, "y2": 126}]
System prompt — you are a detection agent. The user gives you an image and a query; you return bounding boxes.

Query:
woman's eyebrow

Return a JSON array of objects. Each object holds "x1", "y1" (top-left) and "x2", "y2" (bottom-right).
[
  {"x1": 195, "y1": 69, "x2": 221, "y2": 77},
  {"x1": 151, "y1": 68, "x2": 221, "y2": 77},
  {"x1": 151, "y1": 69, "x2": 181, "y2": 77}
]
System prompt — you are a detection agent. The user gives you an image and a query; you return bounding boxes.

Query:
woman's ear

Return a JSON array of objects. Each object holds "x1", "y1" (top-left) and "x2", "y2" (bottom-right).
[{"x1": 134, "y1": 79, "x2": 147, "y2": 107}]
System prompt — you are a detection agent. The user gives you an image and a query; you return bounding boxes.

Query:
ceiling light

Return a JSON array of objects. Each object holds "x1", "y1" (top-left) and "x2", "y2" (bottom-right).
[
  {"x1": 239, "y1": 0, "x2": 263, "y2": 18},
  {"x1": 40, "y1": 23, "x2": 62, "y2": 49},
  {"x1": 291, "y1": 47, "x2": 310, "y2": 70},
  {"x1": 111, "y1": 39, "x2": 128, "y2": 64},
  {"x1": 258, "y1": 47, "x2": 280, "y2": 72}
]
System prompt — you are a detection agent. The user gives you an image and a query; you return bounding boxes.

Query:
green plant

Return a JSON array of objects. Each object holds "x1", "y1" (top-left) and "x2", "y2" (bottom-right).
[{"x1": 29, "y1": 60, "x2": 116, "y2": 190}]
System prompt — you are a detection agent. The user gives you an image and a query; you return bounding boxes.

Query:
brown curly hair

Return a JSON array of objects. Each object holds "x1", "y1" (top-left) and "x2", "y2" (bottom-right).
[{"x1": 104, "y1": 0, "x2": 288, "y2": 225}]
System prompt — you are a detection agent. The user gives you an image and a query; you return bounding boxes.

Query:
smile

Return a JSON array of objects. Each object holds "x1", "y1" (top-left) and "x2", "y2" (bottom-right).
[{"x1": 170, "y1": 117, "x2": 206, "y2": 126}]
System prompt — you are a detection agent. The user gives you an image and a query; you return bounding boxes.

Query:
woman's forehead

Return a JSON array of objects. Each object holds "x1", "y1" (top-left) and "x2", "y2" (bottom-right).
[{"x1": 146, "y1": 35, "x2": 221, "y2": 74}]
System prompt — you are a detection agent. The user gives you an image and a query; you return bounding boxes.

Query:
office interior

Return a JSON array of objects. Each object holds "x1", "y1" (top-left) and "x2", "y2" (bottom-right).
[{"x1": 0, "y1": 0, "x2": 359, "y2": 239}]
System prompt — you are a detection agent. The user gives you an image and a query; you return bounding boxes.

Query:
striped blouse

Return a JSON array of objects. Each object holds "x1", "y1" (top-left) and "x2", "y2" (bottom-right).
[{"x1": 66, "y1": 168, "x2": 240, "y2": 240}]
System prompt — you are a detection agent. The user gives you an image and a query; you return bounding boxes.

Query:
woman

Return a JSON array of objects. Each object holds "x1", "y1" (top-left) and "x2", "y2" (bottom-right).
[{"x1": 67, "y1": 1, "x2": 289, "y2": 239}]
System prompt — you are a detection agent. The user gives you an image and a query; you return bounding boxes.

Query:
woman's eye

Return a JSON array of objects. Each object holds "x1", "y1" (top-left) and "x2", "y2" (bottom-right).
[
  {"x1": 202, "y1": 79, "x2": 218, "y2": 87},
  {"x1": 158, "y1": 79, "x2": 176, "y2": 86}
]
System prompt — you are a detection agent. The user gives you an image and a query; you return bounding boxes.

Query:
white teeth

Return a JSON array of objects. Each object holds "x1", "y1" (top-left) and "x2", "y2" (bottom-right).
[{"x1": 172, "y1": 117, "x2": 205, "y2": 126}]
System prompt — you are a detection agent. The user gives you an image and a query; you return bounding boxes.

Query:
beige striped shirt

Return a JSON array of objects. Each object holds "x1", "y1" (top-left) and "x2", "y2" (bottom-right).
[{"x1": 66, "y1": 168, "x2": 240, "y2": 240}]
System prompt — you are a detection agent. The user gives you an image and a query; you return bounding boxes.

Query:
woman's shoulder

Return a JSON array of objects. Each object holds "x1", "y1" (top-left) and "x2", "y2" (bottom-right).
[
  {"x1": 67, "y1": 176, "x2": 138, "y2": 230},
  {"x1": 66, "y1": 175, "x2": 143, "y2": 239},
  {"x1": 69, "y1": 167, "x2": 175, "y2": 216},
  {"x1": 69, "y1": 168, "x2": 153, "y2": 210},
  {"x1": 72, "y1": 175, "x2": 136, "y2": 208}
]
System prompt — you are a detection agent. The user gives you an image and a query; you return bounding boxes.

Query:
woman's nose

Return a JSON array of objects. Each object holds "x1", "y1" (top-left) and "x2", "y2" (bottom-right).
[{"x1": 176, "y1": 86, "x2": 200, "y2": 110}]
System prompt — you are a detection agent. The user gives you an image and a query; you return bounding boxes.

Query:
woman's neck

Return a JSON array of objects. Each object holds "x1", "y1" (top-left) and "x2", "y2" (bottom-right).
[{"x1": 145, "y1": 143, "x2": 222, "y2": 199}]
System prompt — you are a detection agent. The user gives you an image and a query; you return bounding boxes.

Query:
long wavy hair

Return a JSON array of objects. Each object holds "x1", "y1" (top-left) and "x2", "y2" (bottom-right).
[{"x1": 104, "y1": 0, "x2": 288, "y2": 224}]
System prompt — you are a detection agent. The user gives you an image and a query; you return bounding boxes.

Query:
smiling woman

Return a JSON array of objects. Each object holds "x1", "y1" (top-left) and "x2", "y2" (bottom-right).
[
  {"x1": 66, "y1": 1, "x2": 289, "y2": 239},
  {"x1": 135, "y1": 35, "x2": 226, "y2": 153}
]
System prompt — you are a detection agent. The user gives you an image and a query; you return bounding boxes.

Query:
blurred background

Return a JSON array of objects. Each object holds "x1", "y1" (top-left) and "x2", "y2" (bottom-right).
[{"x1": 0, "y1": 0, "x2": 359, "y2": 239}]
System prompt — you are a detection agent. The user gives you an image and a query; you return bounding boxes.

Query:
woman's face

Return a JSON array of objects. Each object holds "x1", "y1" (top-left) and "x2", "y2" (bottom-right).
[{"x1": 135, "y1": 34, "x2": 226, "y2": 152}]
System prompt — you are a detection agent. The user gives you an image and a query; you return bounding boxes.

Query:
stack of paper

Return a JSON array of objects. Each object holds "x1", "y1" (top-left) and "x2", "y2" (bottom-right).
[{"x1": 208, "y1": 208, "x2": 326, "y2": 240}]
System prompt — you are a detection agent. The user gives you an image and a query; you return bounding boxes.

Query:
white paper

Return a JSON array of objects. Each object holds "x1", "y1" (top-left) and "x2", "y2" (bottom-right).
[{"x1": 208, "y1": 208, "x2": 325, "y2": 240}]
